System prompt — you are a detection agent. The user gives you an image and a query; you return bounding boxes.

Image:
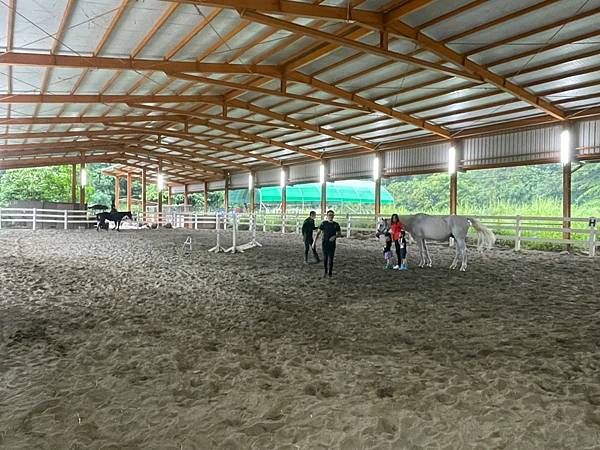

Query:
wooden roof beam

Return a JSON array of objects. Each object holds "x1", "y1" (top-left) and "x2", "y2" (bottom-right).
[
  {"x1": 160, "y1": 0, "x2": 383, "y2": 27},
  {"x1": 0, "y1": 155, "x2": 119, "y2": 170},
  {"x1": 167, "y1": 71, "x2": 369, "y2": 112},
  {"x1": 0, "y1": 114, "x2": 186, "y2": 126},
  {"x1": 384, "y1": 0, "x2": 434, "y2": 24},
  {"x1": 110, "y1": 125, "x2": 282, "y2": 165},
  {"x1": 0, "y1": 94, "x2": 224, "y2": 104},
  {"x1": 0, "y1": 52, "x2": 282, "y2": 77},
  {"x1": 239, "y1": 10, "x2": 482, "y2": 83}
]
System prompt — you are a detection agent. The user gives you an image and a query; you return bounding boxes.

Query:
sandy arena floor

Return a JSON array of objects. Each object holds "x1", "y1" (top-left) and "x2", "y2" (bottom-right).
[{"x1": 0, "y1": 228, "x2": 599, "y2": 449}]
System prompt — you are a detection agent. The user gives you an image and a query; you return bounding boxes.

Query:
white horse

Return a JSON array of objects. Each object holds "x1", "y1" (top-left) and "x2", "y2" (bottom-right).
[{"x1": 377, "y1": 214, "x2": 495, "y2": 271}]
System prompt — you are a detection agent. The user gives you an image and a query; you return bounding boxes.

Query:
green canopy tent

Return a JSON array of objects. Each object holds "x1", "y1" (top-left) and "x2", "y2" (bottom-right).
[{"x1": 228, "y1": 180, "x2": 394, "y2": 212}]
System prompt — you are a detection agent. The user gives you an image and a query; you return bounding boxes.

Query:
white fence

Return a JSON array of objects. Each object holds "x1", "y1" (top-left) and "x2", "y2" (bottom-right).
[
  {"x1": 0, "y1": 208, "x2": 597, "y2": 256},
  {"x1": 0, "y1": 208, "x2": 96, "y2": 230}
]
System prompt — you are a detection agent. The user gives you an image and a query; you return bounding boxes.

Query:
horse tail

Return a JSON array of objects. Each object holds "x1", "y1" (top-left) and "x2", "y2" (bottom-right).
[{"x1": 467, "y1": 217, "x2": 496, "y2": 250}]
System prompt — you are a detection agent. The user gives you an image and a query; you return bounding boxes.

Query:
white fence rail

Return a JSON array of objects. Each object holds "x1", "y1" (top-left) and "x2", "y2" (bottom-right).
[{"x1": 1, "y1": 208, "x2": 597, "y2": 256}]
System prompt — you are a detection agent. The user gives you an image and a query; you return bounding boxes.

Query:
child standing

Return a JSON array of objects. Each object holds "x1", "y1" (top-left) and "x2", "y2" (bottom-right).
[
  {"x1": 380, "y1": 230, "x2": 394, "y2": 269},
  {"x1": 390, "y1": 214, "x2": 408, "y2": 270}
]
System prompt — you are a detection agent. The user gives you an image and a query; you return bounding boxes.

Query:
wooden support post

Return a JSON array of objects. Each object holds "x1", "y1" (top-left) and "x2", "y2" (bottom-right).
[
  {"x1": 203, "y1": 182, "x2": 209, "y2": 214},
  {"x1": 71, "y1": 164, "x2": 77, "y2": 204},
  {"x1": 374, "y1": 177, "x2": 381, "y2": 217},
  {"x1": 249, "y1": 172, "x2": 255, "y2": 213},
  {"x1": 224, "y1": 175, "x2": 229, "y2": 212},
  {"x1": 450, "y1": 172, "x2": 458, "y2": 215},
  {"x1": 168, "y1": 185, "x2": 173, "y2": 206},
  {"x1": 380, "y1": 31, "x2": 388, "y2": 50},
  {"x1": 563, "y1": 162, "x2": 572, "y2": 247},
  {"x1": 320, "y1": 161, "x2": 328, "y2": 217},
  {"x1": 114, "y1": 176, "x2": 120, "y2": 210},
  {"x1": 126, "y1": 172, "x2": 132, "y2": 211},
  {"x1": 281, "y1": 185, "x2": 287, "y2": 214},
  {"x1": 79, "y1": 162, "x2": 86, "y2": 209},
  {"x1": 141, "y1": 169, "x2": 147, "y2": 218},
  {"x1": 157, "y1": 163, "x2": 163, "y2": 218},
  {"x1": 183, "y1": 185, "x2": 189, "y2": 207}
]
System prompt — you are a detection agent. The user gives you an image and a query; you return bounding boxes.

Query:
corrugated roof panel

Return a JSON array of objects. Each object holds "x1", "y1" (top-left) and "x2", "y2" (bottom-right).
[
  {"x1": 493, "y1": 40, "x2": 600, "y2": 78},
  {"x1": 542, "y1": 84, "x2": 600, "y2": 101},
  {"x1": 101, "y1": 1, "x2": 169, "y2": 58},
  {"x1": 262, "y1": 35, "x2": 317, "y2": 65},
  {"x1": 469, "y1": 8, "x2": 600, "y2": 66},
  {"x1": 378, "y1": 79, "x2": 480, "y2": 110},
  {"x1": 13, "y1": 0, "x2": 70, "y2": 52},
  {"x1": 407, "y1": 92, "x2": 514, "y2": 118},
  {"x1": 302, "y1": 48, "x2": 365, "y2": 78},
  {"x1": 529, "y1": 70, "x2": 600, "y2": 93},
  {"x1": 36, "y1": 104, "x2": 67, "y2": 117},
  {"x1": 11, "y1": 66, "x2": 44, "y2": 93},
  {"x1": 169, "y1": 9, "x2": 238, "y2": 61},
  {"x1": 402, "y1": 0, "x2": 476, "y2": 28},
  {"x1": 234, "y1": 29, "x2": 294, "y2": 63},
  {"x1": 424, "y1": 100, "x2": 532, "y2": 123},
  {"x1": 507, "y1": 54, "x2": 600, "y2": 86},
  {"x1": 75, "y1": 69, "x2": 120, "y2": 94},
  {"x1": 203, "y1": 22, "x2": 271, "y2": 64},
  {"x1": 59, "y1": 0, "x2": 123, "y2": 55},
  {"x1": 358, "y1": 70, "x2": 450, "y2": 99}
]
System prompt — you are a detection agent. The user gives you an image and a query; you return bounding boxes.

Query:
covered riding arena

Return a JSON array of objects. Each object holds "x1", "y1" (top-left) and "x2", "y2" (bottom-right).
[{"x1": 1, "y1": 1, "x2": 600, "y2": 449}]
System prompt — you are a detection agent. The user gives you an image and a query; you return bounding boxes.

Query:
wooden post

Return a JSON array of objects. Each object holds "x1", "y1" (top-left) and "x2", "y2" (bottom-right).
[
  {"x1": 224, "y1": 175, "x2": 229, "y2": 212},
  {"x1": 320, "y1": 162, "x2": 328, "y2": 216},
  {"x1": 79, "y1": 162, "x2": 86, "y2": 209},
  {"x1": 374, "y1": 177, "x2": 381, "y2": 217},
  {"x1": 281, "y1": 185, "x2": 287, "y2": 214},
  {"x1": 71, "y1": 164, "x2": 77, "y2": 204},
  {"x1": 183, "y1": 185, "x2": 189, "y2": 207},
  {"x1": 281, "y1": 167, "x2": 287, "y2": 214},
  {"x1": 126, "y1": 172, "x2": 132, "y2": 211},
  {"x1": 141, "y1": 169, "x2": 147, "y2": 219},
  {"x1": 114, "y1": 176, "x2": 120, "y2": 210},
  {"x1": 157, "y1": 164, "x2": 163, "y2": 217},
  {"x1": 249, "y1": 173, "x2": 255, "y2": 213},
  {"x1": 203, "y1": 182, "x2": 209, "y2": 214},
  {"x1": 450, "y1": 172, "x2": 458, "y2": 215},
  {"x1": 167, "y1": 185, "x2": 173, "y2": 206},
  {"x1": 563, "y1": 162, "x2": 572, "y2": 246}
]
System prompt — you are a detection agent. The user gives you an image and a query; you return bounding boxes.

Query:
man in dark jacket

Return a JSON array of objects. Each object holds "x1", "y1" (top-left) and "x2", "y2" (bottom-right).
[{"x1": 302, "y1": 211, "x2": 320, "y2": 263}]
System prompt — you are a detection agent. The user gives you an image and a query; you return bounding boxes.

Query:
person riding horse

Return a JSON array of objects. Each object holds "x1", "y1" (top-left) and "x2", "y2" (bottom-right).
[{"x1": 96, "y1": 210, "x2": 133, "y2": 232}]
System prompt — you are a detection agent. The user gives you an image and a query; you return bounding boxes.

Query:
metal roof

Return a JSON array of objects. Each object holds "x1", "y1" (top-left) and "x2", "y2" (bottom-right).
[{"x1": 1, "y1": 0, "x2": 600, "y2": 184}]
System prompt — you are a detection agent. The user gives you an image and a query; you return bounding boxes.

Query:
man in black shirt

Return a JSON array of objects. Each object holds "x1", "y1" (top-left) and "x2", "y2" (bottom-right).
[
  {"x1": 302, "y1": 210, "x2": 320, "y2": 263},
  {"x1": 313, "y1": 209, "x2": 342, "y2": 278}
]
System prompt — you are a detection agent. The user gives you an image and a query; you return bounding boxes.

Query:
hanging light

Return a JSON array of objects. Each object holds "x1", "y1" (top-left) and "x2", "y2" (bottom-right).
[
  {"x1": 248, "y1": 173, "x2": 254, "y2": 190},
  {"x1": 448, "y1": 146, "x2": 456, "y2": 175},
  {"x1": 560, "y1": 129, "x2": 571, "y2": 165},
  {"x1": 319, "y1": 163, "x2": 325, "y2": 184},
  {"x1": 157, "y1": 173, "x2": 165, "y2": 192},
  {"x1": 280, "y1": 169, "x2": 286, "y2": 188},
  {"x1": 80, "y1": 168, "x2": 87, "y2": 187},
  {"x1": 373, "y1": 155, "x2": 380, "y2": 180}
]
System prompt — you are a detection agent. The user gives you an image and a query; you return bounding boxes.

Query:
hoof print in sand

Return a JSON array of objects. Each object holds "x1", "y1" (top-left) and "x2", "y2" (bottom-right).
[
  {"x1": 304, "y1": 381, "x2": 335, "y2": 398},
  {"x1": 375, "y1": 386, "x2": 394, "y2": 398}
]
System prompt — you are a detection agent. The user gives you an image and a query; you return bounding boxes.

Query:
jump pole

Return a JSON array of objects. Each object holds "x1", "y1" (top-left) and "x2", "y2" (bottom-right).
[
  {"x1": 224, "y1": 213, "x2": 240, "y2": 253},
  {"x1": 208, "y1": 212, "x2": 226, "y2": 253},
  {"x1": 237, "y1": 213, "x2": 262, "y2": 251}
]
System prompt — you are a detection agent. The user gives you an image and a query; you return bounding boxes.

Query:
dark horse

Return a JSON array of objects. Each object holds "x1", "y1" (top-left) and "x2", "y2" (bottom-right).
[{"x1": 96, "y1": 211, "x2": 133, "y2": 232}]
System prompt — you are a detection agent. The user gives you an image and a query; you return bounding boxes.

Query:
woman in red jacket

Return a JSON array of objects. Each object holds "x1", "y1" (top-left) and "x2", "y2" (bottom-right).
[{"x1": 390, "y1": 214, "x2": 408, "y2": 270}]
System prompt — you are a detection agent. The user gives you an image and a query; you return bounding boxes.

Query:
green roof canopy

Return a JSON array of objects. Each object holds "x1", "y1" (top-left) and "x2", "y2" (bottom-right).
[{"x1": 229, "y1": 180, "x2": 394, "y2": 205}]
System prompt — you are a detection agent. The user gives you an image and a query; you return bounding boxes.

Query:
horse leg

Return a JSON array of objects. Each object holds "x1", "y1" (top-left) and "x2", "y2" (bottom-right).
[
  {"x1": 423, "y1": 240, "x2": 433, "y2": 267},
  {"x1": 418, "y1": 239, "x2": 427, "y2": 268},
  {"x1": 450, "y1": 242, "x2": 460, "y2": 269},
  {"x1": 457, "y1": 237, "x2": 468, "y2": 271}
]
